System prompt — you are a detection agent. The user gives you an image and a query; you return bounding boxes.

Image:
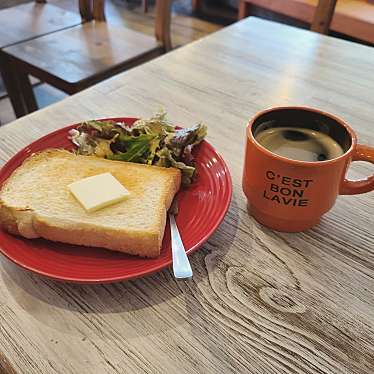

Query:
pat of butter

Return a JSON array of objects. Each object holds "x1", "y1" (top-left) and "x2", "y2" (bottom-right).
[{"x1": 68, "y1": 172, "x2": 130, "y2": 212}]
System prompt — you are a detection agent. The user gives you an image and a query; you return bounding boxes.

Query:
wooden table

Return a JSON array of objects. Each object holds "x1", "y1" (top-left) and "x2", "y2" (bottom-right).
[{"x1": 0, "y1": 17, "x2": 373, "y2": 374}]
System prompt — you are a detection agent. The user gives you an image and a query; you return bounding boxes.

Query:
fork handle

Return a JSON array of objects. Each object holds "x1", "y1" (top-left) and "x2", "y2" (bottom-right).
[{"x1": 169, "y1": 214, "x2": 193, "y2": 279}]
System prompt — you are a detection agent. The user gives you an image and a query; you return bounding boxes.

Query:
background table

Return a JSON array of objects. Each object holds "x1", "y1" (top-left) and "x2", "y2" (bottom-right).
[{"x1": 0, "y1": 17, "x2": 373, "y2": 374}]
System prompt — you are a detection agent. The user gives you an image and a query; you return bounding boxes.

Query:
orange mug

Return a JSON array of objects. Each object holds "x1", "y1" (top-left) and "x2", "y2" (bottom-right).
[{"x1": 242, "y1": 107, "x2": 374, "y2": 232}]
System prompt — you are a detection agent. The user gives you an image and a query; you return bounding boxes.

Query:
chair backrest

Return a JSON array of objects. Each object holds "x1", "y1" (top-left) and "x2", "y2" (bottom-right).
[
  {"x1": 311, "y1": 0, "x2": 337, "y2": 34},
  {"x1": 155, "y1": 0, "x2": 172, "y2": 51}
]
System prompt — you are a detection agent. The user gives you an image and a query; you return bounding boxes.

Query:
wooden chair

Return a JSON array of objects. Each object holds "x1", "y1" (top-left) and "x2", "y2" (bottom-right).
[
  {"x1": 310, "y1": 0, "x2": 337, "y2": 34},
  {"x1": 0, "y1": 0, "x2": 85, "y2": 118},
  {"x1": 239, "y1": 0, "x2": 338, "y2": 35},
  {"x1": 1, "y1": 0, "x2": 172, "y2": 118}
]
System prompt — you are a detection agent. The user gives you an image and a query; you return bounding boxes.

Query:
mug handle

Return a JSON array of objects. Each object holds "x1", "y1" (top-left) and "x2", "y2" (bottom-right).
[{"x1": 340, "y1": 144, "x2": 374, "y2": 195}]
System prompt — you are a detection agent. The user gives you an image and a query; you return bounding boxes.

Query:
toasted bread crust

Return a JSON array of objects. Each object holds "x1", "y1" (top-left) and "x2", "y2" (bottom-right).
[
  {"x1": 0, "y1": 149, "x2": 181, "y2": 258},
  {"x1": 34, "y1": 215, "x2": 162, "y2": 257},
  {"x1": 0, "y1": 201, "x2": 21, "y2": 236}
]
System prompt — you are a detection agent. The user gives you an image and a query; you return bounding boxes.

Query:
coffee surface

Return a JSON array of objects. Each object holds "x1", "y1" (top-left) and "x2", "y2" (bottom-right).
[{"x1": 255, "y1": 127, "x2": 344, "y2": 162}]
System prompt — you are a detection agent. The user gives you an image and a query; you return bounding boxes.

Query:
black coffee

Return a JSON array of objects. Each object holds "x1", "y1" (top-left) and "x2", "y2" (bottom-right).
[{"x1": 255, "y1": 127, "x2": 344, "y2": 162}]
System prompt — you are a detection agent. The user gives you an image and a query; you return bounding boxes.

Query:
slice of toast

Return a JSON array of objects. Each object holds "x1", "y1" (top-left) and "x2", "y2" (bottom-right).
[{"x1": 0, "y1": 149, "x2": 181, "y2": 258}]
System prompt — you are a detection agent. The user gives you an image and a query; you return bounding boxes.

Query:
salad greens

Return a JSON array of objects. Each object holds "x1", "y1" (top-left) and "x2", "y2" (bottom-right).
[{"x1": 69, "y1": 111, "x2": 207, "y2": 186}]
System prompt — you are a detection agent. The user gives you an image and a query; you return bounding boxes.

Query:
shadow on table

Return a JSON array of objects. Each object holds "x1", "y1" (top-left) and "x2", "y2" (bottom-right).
[{"x1": 1, "y1": 195, "x2": 239, "y2": 335}]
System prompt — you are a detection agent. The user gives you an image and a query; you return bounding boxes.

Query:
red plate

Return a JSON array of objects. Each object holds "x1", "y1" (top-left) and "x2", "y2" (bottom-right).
[{"x1": 0, "y1": 118, "x2": 232, "y2": 283}]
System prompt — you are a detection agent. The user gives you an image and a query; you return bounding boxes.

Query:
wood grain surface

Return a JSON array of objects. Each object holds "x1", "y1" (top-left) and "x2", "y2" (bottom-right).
[
  {"x1": 0, "y1": 17, "x2": 374, "y2": 374},
  {"x1": 3, "y1": 23, "x2": 161, "y2": 85},
  {"x1": 0, "y1": 2, "x2": 82, "y2": 49}
]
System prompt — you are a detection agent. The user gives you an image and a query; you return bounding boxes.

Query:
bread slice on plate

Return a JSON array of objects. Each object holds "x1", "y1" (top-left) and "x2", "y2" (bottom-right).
[{"x1": 0, "y1": 149, "x2": 181, "y2": 258}]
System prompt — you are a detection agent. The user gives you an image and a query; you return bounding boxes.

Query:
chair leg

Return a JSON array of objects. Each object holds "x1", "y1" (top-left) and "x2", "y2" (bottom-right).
[
  {"x1": 238, "y1": 0, "x2": 251, "y2": 19},
  {"x1": 143, "y1": 0, "x2": 148, "y2": 13},
  {"x1": 0, "y1": 62, "x2": 28, "y2": 118},
  {"x1": 17, "y1": 72, "x2": 38, "y2": 113},
  {"x1": 192, "y1": 0, "x2": 202, "y2": 13},
  {"x1": 0, "y1": 61, "x2": 38, "y2": 118},
  {"x1": 79, "y1": 0, "x2": 93, "y2": 21},
  {"x1": 93, "y1": 0, "x2": 106, "y2": 21},
  {"x1": 311, "y1": 0, "x2": 337, "y2": 34}
]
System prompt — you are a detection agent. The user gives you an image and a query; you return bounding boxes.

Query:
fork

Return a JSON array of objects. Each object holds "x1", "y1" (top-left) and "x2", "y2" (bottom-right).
[{"x1": 169, "y1": 213, "x2": 193, "y2": 279}]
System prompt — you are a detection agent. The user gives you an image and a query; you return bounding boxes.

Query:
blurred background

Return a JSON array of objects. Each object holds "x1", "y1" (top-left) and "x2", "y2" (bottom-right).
[{"x1": 0, "y1": 0, "x2": 372, "y2": 125}]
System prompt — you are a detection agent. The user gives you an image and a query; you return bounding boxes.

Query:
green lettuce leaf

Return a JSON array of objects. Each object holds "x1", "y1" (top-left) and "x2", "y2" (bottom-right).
[
  {"x1": 70, "y1": 111, "x2": 207, "y2": 186},
  {"x1": 108, "y1": 134, "x2": 155, "y2": 163},
  {"x1": 79, "y1": 120, "x2": 122, "y2": 139},
  {"x1": 156, "y1": 148, "x2": 196, "y2": 185}
]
